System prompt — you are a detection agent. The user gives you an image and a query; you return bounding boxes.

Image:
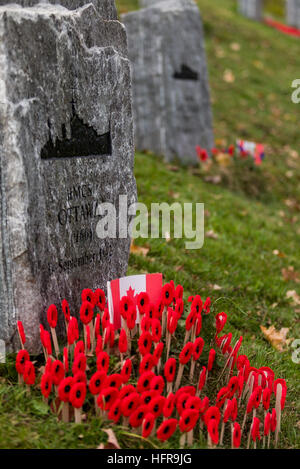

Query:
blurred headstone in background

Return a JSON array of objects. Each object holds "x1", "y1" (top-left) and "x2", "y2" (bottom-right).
[
  {"x1": 238, "y1": 0, "x2": 263, "y2": 21},
  {"x1": 139, "y1": 0, "x2": 161, "y2": 7},
  {"x1": 286, "y1": 0, "x2": 300, "y2": 28},
  {"x1": 0, "y1": 1, "x2": 136, "y2": 353},
  {"x1": 122, "y1": 0, "x2": 214, "y2": 165}
]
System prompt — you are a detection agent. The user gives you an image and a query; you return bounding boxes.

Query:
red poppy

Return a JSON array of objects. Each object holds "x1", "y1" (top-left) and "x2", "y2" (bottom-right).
[
  {"x1": 157, "y1": 419, "x2": 177, "y2": 441},
  {"x1": 23, "y1": 361, "x2": 35, "y2": 386},
  {"x1": 95, "y1": 335, "x2": 103, "y2": 356},
  {"x1": 73, "y1": 371, "x2": 87, "y2": 384},
  {"x1": 207, "y1": 418, "x2": 219, "y2": 445},
  {"x1": 97, "y1": 386, "x2": 119, "y2": 411},
  {"x1": 185, "y1": 310, "x2": 196, "y2": 332},
  {"x1": 186, "y1": 395, "x2": 202, "y2": 411},
  {"x1": 215, "y1": 386, "x2": 229, "y2": 409},
  {"x1": 145, "y1": 303, "x2": 159, "y2": 320},
  {"x1": 150, "y1": 375, "x2": 165, "y2": 394},
  {"x1": 198, "y1": 366, "x2": 207, "y2": 392},
  {"x1": 141, "y1": 316, "x2": 152, "y2": 334},
  {"x1": 129, "y1": 405, "x2": 148, "y2": 428},
  {"x1": 104, "y1": 323, "x2": 115, "y2": 348},
  {"x1": 79, "y1": 301, "x2": 94, "y2": 325},
  {"x1": 137, "y1": 371, "x2": 155, "y2": 393},
  {"x1": 45, "y1": 357, "x2": 52, "y2": 374},
  {"x1": 94, "y1": 288, "x2": 106, "y2": 311},
  {"x1": 176, "y1": 392, "x2": 191, "y2": 415},
  {"x1": 105, "y1": 373, "x2": 123, "y2": 389},
  {"x1": 179, "y1": 342, "x2": 193, "y2": 365},
  {"x1": 175, "y1": 386, "x2": 196, "y2": 401},
  {"x1": 162, "y1": 283, "x2": 174, "y2": 307},
  {"x1": 138, "y1": 331, "x2": 153, "y2": 356},
  {"x1": 121, "y1": 392, "x2": 141, "y2": 417},
  {"x1": 215, "y1": 312, "x2": 227, "y2": 334},
  {"x1": 156, "y1": 298, "x2": 164, "y2": 320},
  {"x1": 81, "y1": 288, "x2": 95, "y2": 307},
  {"x1": 167, "y1": 309, "x2": 178, "y2": 334},
  {"x1": 251, "y1": 417, "x2": 261, "y2": 442},
  {"x1": 126, "y1": 308, "x2": 137, "y2": 330},
  {"x1": 17, "y1": 321, "x2": 26, "y2": 345},
  {"x1": 51, "y1": 360, "x2": 65, "y2": 386},
  {"x1": 40, "y1": 372, "x2": 52, "y2": 399},
  {"x1": 63, "y1": 347, "x2": 69, "y2": 373},
  {"x1": 137, "y1": 292, "x2": 150, "y2": 315},
  {"x1": 67, "y1": 317, "x2": 79, "y2": 345},
  {"x1": 72, "y1": 353, "x2": 87, "y2": 375},
  {"x1": 119, "y1": 385, "x2": 136, "y2": 400},
  {"x1": 153, "y1": 342, "x2": 164, "y2": 366},
  {"x1": 207, "y1": 349, "x2": 216, "y2": 372},
  {"x1": 118, "y1": 329, "x2": 128, "y2": 354},
  {"x1": 175, "y1": 285, "x2": 184, "y2": 300},
  {"x1": 139, "y1": 354, "x2": 155, "y2": 375},
  {"x1": 140, "y1": 390, "x2": 158, "y2": 407},
  {"x1": 96, "y1": 351, "x2": 110, "y2": 373},
  {"x1": 236, "y1": 354, "x2": 250, "y2": 374},
  {"x1": 102, "y1": 308, "x2": 110, "y2": 329},
  {"x1": 191, "y1": 295, "x2": 203, "y2": 314},
  {"x1": 174, "y1": 298, "x2": 184, "y2": 318},
  {"x1": 204, "y1": 406, "x2": 221, "y2": 427},
  {"x1": 195, "y1": 313, "x2": 202, "y2": 336},
  {"x1": 231, "y1": 398, "x2": 238, "y2": 422},
  {"x1": 164, "y1": 358, "x2": 176, "y2": 382},
  {"x1": 70, "y1": 382, "x2": 86, "y2": 408},
  {"x1": 227, "y1": 376, "x2": 239, "y2": 399},
  {"x1": 232, "y1": 422, "x2": 241, "y2": 448},
  {"x1": 193, "y1": 337, "x2": 204, "y2": 361},
  {"x1": 108, "y1": 398, "x2": 122, "y2": 423},
  {"x1": 259, "y1": 366, "x2": 275, "y2": 391},
  {"x1": 74, "y1": 340, "x2": 85, "y2": 357},
  {"x1": 179, "y1": 408, "x2": 199, "y2": 432},
  {"x1": 163, "y1": 393, "x2": 175, "y2": 418},
  {"x1": 253, "y1": 386, "x2": 263, "y2": 409},
  {"x1": 264, "y1": 412, "x2": 271, "y2": 436},
  {"x1": 271, "y1": 408, "x2": 277, "y2": 432},
  {"x1": 94, "y1": 314, "x2": 101, "y2": 339},
  {"x1": 142, "y1": 412, "x2": 155, "y2": 438},
  {"x1": 40, "y1": 324, "x2": 46, "y2": 348},
  {"x1": 89, "y1": 370, "x2": 107, "y2": 395},
  {"x1": 274, "y1": 378, "x2": 287, "y2": 410},
  {"x1": 58, "y1": 376, "x2": 74, "y2": 402},
  {"x1": 121, "y1": 359, "x2": 132, "y2": 383},
  {"x1": 221, "y1": 333, "x2": 232, "y2": 355},
  {"x1": 47, "y1": 304, "x2": 58, "y2": 328},
  {"x1": 61, "y1": 299, "x2": 70, "y2": 323},
  {"x1": 203, "y1": 297, "x2": 211, "y2": 314},
  {"x1": 151, "y1": 319, "x2": 162, "y2": 343},
  {"x1": 120, "y1": 296, "x2": 134, "y2": 320},
  {"x1": 263, "y1": 387, "x2": 271, "y2": 411},
  {"x1": 148, "y1": 395, "x2": 165, "y2": 418},
  {"x1": 15, "y1": 349, "x2": 30, "y2": 374},
  {"x1": 223, "y1": 399, "x2": 233, "y2": 423}
]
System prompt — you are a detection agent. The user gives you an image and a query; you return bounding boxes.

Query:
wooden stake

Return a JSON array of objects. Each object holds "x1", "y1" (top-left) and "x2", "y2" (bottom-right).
[
  {"x1": 275, "y1": 383, "x2": 282, "y2": 447},
  {"x1": 74, "y1": 407, "x2": 82, "y2": 424},
  {"x1": 51, "y1": 327, "x2": 60, "y2": 357},
  {"x1": 187, "y1": 429, "x2": 193, "y2": 447},
  {"x1": 162, "y1": 306, "x2": 167, "y2": 337},
  {"x1": 62, "y1": 402, "x2": 69, "y2": 423},
  {"x1": 174, "y1": 363, "x2": 184, "y2": 391},
  {"x1": 180, "y1": 433, "x2": 186, "y2": 448},
  {"x1": 189, "y1": 359, "x2": 196, "y2": 382}
]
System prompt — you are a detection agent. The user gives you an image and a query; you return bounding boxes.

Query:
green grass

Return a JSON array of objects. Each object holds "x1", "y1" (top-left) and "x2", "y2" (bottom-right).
[{"x1": 0, "y1": 0, "x2": 299, "y2": 449}]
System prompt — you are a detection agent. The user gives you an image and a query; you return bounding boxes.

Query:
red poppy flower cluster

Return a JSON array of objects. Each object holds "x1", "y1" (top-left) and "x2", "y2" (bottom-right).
[{"x1": 14, "y1": 282, "x2": 286, "y2": 449}]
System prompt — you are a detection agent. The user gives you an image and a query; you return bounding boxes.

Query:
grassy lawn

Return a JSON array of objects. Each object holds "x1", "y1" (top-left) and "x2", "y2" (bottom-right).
[{"x1": 0, "y1": 0, "x2": 299, "y2": 449}]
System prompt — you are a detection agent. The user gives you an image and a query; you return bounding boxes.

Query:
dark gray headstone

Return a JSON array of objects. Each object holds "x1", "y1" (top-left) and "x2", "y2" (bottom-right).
[
  {"x1": 122, "y1": 0, "x2": 214, "y2": 165},
  {"x1": 238, "y1": 0, "x2": 262, "y2": 21},
  {"x1": 0, "y1": 0, "x2": 117, "y2": 19},
  {"x1": 0, "y1": 3, "x2": 136, "y2": 352}
]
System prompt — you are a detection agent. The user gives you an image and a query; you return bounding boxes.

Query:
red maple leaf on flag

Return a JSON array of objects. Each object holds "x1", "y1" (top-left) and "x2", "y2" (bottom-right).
[{"x1": 126, "y1": 286, "x2": 138, "y2": 306}]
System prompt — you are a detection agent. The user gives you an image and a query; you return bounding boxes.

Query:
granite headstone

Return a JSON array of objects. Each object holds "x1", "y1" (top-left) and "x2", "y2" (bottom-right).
[
  {"x1": 286, "y1": 0, "x2": 300, "y2": 28},
  {"x1": 238, "y1": 0, "x2": 263, "y2": 21},
  {"x1": 0, "y1": 2, "x2": 137, "y2": 352},
  {"x1": 122, "y1": 0, "x2": 214, "y2": 164}
]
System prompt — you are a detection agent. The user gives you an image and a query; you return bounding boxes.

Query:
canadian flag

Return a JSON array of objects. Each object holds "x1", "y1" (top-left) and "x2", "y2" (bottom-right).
[{"x1": 107, "y1": 273, "x2": 163, "y2": 329}]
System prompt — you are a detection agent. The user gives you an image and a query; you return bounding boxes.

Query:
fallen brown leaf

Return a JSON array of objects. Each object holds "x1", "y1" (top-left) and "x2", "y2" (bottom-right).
[
  {"x1": 282, "y1": 267, "x2": 300, "y2": 283},
  {"x1": 206, "y1": 230, "x2": 219, "y2": 240},
  {"x1": 130, "y1": 241, "x2": 149, "y2": 257},
  {"x1": 273, "y1": 249, "x2": 286, "y2": 258},
  {"x1": 223, "y1": 69, "x2": 235, "y2": 83},
  {"x1": 286, "y1": 290, "x2": 300, "y2": 305},
  {"x1": 260, "y1": 325, "x2": 290, "y2": 352}
]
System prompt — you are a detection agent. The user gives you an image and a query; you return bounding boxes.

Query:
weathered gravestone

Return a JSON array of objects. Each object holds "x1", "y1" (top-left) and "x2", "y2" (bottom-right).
[
  {"x1": 0, "y1": 2, "x2": 137, "y2": 352},
  {"x1": 0, "y1": 0, "x2": 117, "y2": 19},
  {"x1": 286, "y1": 0, "x2": 300, "y2": 28},
  {"x1": 122, "y1": 0, "x2": 214, "y2": 164},
  {"x1": 238, "y1": 0, "x2": 263, "y2": 21},
  {"x1": 139, "y1": 0, "x2": 161, "y2": 8}
]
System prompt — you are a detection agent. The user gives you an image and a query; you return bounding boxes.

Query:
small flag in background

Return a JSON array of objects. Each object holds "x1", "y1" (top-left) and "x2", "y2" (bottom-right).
[
  {"x1": 236, "y1": 140, "x2": 265, "y2": 165},
  {"x1": 107, "y1": 273, "x2": 163, "y2": 329}
]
